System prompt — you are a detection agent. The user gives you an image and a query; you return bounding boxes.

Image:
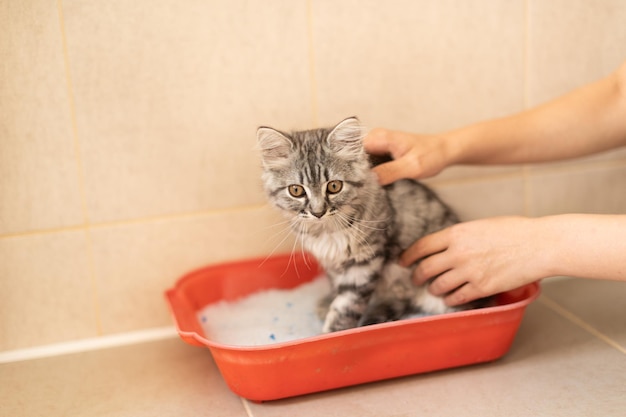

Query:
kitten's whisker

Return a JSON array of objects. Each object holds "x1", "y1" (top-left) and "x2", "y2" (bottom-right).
[
  {"x1": 284, "y1": 220, "x2": 304, "y2": 278},
  {"x1": 345, "y1": 218, "x2": 377, "y2": 257},
  {"x1": 264, "y1": 221, "x2": 297, "y2": 243},
  {"x1": 350, "y1": 221, "x2": 388, "y2": 231},
  {"x1": 338, "y1": 212, "x2": 390, "y2": 230},
  {"x1": 339, "y1": 212, "x2": 390, "y2": 230},
  {"x1": 335, "y1": 213, "x2": 382, "y2": 242},
  {"x1": 342, "y1": 215, "x2": 390, "y2": 224},
  {"x1": 258, "y1": 219, "x2": 299, "y2": 268},
  {"x1": 258, "y1": 217, "x2": 295, "y2": 230},
  {"x1": 334, "y1": 214, "x2": 376, "y2": 258},
  {"x1": 300, "y1": 222, "x2": 312, "y2": 270}
]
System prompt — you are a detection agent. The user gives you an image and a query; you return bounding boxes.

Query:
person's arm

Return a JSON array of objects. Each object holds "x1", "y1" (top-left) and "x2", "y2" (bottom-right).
[
  {"x1": 364, "y1": 61, "x2": 626, "y2": 184},
  {"x1": 404, "y1": 214, "x2": 626, "y2": 306},
  {"x1": 364, "y1": 61, "x2": 626, "y2": 304}
]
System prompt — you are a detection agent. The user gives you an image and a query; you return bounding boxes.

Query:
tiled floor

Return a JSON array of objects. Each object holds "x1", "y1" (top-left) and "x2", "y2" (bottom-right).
[{"x1": 2, "y1": 278, "x2": 625, "y2": 416}]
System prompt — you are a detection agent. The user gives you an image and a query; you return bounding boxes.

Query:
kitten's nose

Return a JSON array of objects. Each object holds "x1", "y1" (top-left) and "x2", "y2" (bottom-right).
[{"x1": 310, "y1": 209, "x2": 326, "y2": 219}]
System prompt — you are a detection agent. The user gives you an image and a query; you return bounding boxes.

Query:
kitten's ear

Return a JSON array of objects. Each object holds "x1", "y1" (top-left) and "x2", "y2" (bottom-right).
[
  {"x1": 326, "y1": 116, "x2": 364, "y2": 158},
  {"x1": 257, "y1": 127, "x2": 293, "y2": 169}
]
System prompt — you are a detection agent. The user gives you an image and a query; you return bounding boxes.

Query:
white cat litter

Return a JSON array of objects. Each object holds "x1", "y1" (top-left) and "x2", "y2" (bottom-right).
[{"x1": 198, "y1": 276, "x2": 330, "y2": 346}]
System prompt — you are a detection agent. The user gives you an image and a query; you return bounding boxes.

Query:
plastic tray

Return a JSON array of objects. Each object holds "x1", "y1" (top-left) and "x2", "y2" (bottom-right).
[{"x1": 165, "y1": 253, "x2": 540, "y2": 401}]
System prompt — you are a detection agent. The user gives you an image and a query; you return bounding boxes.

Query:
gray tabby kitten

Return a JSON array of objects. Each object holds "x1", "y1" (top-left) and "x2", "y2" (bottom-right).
[{"x1": 258, "y1": 117, "x2": 475, "y2": 333}]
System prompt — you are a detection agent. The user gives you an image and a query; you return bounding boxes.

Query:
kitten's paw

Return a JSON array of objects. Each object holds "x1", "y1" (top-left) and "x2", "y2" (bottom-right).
[
  {"x1": 322, "y1": 310, "x2": 359, "y2": 333},
  {"x1": 322, "y1": 292, "x2": 368, "y2": 332}
]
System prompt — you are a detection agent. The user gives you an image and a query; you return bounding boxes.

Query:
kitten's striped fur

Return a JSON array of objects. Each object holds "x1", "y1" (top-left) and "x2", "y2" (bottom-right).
[{"x1": 258, "y1": 117, "x2": 475, "y2": 332}]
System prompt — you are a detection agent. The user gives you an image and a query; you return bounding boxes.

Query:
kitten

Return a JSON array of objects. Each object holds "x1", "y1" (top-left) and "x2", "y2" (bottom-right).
[{"x1": 258, "y1": 117, "x2": 479, "y2": 333}]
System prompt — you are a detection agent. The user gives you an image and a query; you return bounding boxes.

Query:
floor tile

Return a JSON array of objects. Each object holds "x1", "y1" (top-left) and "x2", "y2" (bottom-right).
[
  {"x1": 0, "y1": 338, "x2": 248, "y2": 417},
  {"x1": 541, "y1": 278, "x2": 626, "y2": 350}
]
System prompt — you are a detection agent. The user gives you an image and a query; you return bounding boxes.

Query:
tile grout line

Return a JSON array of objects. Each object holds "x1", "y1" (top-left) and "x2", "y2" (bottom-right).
[
  {"x1": 0, "y1": 224, "x2": 89, "y2": 240},
  {"x1": 523, "y1": 0, "x2": 531, "y2": 111},
  {"x1": 56, "y1": 0, "x2": 89, "y2": 226},
  {"x1": 521, "y1": 0, "x2": 532, "y2": 217},
  {"x1": 539, "y1": 295, "x2": 626, "y2": 355},
  {"x1": 306, "y1": 0, "x2": 319, "y2": 128},
  {"x1": 0, "y1": 204, "x2": 272, "y2": 240},
  {"x1": 56, "y1": 0, "x2": 102, "y2": 335},
  {"x1": 427, "y1": 169, "x2": 526, "y2": 188},
  {"x1": 240, "y1": 398, "x2": 255, "y2": 417},
  {"x1": 429, "y1": 156, "x2": 626, "y2": 188},
  {"x1": 525, "y1": 156, "x2": 626, "y2": 176},
  {"x1": 522, "y1": 164, "x2": 533, "y2": 217}
]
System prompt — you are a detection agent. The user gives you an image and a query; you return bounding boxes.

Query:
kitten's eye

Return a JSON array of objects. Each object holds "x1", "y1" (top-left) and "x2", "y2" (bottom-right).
[
  {"x1": 326, "y1": 180, "x2": 343, "y2": 194},
  {"x1": 288, "y1": 184, "x2": 306, "y2": 198}
]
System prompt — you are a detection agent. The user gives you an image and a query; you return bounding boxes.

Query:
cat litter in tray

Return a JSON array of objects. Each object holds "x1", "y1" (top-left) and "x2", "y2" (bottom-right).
[
  {"x1": 165, "y1": 252, "x2": 540, "y2": 401},
  {"x1": 197, "y1": 277, "x2": 328, "y2": 345}
]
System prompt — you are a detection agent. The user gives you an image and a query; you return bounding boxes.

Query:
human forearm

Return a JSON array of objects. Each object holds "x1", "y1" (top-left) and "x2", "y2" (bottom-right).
[
  {"x1": 445, "y1": 62, "x2": 626, "y2": 166},
  {"x1": 539, "y1": 214, "x2": 626, "y2": 281}
]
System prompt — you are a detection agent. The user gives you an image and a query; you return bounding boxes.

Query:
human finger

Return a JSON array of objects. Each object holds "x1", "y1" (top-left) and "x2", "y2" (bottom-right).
[
  {"x1": 412, "y1": 252, "x2": 452, "y2": 287},
  {"x1": 427, "y1": 270, "x2": 468, "y2": 296},
  {"x1": 362, "y1": 128, "x2": 394, "y2": 155},
  {"x1": 371, "y1": 157, "x2": 418, "y2": 185},
  {"x1": 443, "y1": 283, "x2": 484, "y2": 307},
  {"x1": 400, "y1": 228, "x2": 451, "y2": 268}
]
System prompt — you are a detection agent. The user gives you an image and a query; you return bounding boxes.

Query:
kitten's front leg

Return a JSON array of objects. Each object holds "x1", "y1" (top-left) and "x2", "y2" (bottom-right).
[{"x1": 322, "y1": 261, "x2": 382, "y2": 333}]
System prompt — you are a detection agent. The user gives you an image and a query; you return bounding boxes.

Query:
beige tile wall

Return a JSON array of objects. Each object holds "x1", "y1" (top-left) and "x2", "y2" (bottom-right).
[{"x1": 1, "y1": 0, "x2": 625, "y2": 351}]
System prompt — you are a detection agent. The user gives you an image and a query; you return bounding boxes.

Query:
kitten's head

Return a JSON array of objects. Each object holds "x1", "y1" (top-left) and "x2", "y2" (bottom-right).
[{"x1": 257, "y1": 117, "x2": 374, "y2": 226}]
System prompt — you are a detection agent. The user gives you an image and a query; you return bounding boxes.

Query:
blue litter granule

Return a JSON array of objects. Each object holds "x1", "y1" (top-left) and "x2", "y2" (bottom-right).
[
  {"x1": 269, "y1": 333, "x2": 276, "y2": 341},
  {"x1": 201, "y1": 316, "x2": 207, "y2": 323},
  {"x1": 286, "y1": 302, "x2": 293, "y2": 308}
]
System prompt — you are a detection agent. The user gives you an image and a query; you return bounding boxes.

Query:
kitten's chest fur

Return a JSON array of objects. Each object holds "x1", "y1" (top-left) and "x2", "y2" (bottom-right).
[
  {"x1": 303, "y1": 227, "x2": 377, "y2": 271},
  {"x1": 304, "y1": 232, "x2": 350, "y2": 269}
]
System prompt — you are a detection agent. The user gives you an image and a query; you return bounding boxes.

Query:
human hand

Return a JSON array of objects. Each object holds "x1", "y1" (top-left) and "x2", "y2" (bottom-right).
[
  {"x1": 400, "y1": 216, "x2": 547, "y2": 306},
  {"x1": 363, "y1": 128, "x2": 453, "y2": 185}
]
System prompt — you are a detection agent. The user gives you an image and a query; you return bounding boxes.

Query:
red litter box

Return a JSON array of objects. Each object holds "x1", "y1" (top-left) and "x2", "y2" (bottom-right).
[{"x1": 165, "y1": 253, "x2": 540, "y2": 401}]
